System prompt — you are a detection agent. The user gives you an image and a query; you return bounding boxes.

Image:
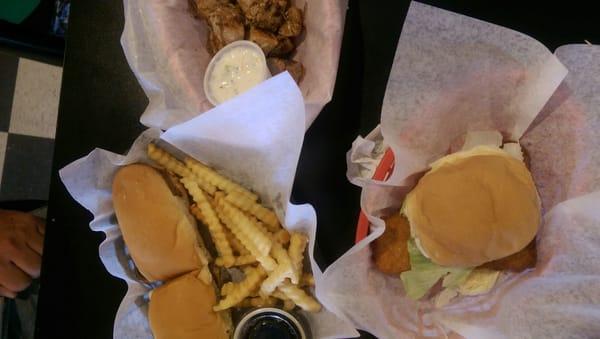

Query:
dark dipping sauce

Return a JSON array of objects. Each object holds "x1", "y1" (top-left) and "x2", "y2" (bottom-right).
[{"x1": 242, "y1": 312, "x2": 301, "y2": 339}]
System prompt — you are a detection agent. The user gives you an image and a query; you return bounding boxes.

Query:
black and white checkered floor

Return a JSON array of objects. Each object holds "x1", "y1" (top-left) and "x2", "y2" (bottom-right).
[{"x1": 0, "y1": 52, "x2": 60, "y2": 201}]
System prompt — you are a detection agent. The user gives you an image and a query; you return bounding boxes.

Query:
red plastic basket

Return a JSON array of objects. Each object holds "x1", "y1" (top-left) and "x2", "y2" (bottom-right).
[{"x1": 354, "y1": 148, "x2": 395, "y2": 243}]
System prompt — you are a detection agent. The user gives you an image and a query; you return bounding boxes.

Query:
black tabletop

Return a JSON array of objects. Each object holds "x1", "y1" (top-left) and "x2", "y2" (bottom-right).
[{"x1": 35, "y1": 1, "x2": 597, "y2": 338}]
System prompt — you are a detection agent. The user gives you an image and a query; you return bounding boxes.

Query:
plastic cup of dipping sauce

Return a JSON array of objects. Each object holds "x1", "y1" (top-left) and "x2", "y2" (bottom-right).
[
  {"x1": 233, "y1": 307, "x2": 310, "y2": 339},
  {"x1": 204, "y1": 40, "x2": 271, "y2": 106}
]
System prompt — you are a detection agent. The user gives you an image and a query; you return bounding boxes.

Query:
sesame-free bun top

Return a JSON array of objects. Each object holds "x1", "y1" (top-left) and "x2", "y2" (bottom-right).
[
  {"x1": 112, "y1": 164, "x2": 209, "y2": 282},
  {"x1": 148, "y1": 271, "x2": 231, "y2": 339},
  {"x1": 403, "y1": 146, "x2": 541, "y2": 267}
]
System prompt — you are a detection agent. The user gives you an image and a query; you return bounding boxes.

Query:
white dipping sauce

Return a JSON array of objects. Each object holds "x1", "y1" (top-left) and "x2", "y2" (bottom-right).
[{"x1": 206, "y1": 43, "x2": 269, "y2": 105}]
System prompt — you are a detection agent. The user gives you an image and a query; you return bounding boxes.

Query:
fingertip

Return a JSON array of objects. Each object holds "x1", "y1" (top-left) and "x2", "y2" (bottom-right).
[
  {"x1": 5, "y1": 263, "x2": 33, "y2": 292},
  {"x1": 37, "y1": 220, "x2": 46, "y2": 236},
  {"x1": 27, "y1": 232, "x2": 44, "y2": 255},
  {"x1": 0, "y1": 285, "x2": 17, "y2": 299}
]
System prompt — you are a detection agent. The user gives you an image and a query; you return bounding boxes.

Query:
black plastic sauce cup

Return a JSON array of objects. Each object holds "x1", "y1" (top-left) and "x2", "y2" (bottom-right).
[{"x1": 234, "y1": 308, "x2": 310, "y2": 339}]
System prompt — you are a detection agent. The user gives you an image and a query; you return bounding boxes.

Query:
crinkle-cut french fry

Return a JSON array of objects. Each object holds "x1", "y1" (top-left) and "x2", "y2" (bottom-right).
[
  {"x1": 214, "y1": 199, "x2": 278, "y2": 271},
  {"x1": 185, "y1": 158, "x2": 257, "y2": 200},
  {"x1": 239, "y1": 296, "x2": 278, "y2": 308},
  {"x1": 194, "y1": 244, "x2": 211, "y2": 268},
  {"x1": 216, "y1": 199, "x2": 272, "y2": 258},
  {"x1": 271, "y1": 290, "x2": 289, "y2": 301},
  {"x1": 261, "y1": 242, "x2": 296, "y2": 294},
  {"x1": 214, "y1": 201, "x2": 259, "y2": 257},
  {"x1": 278, "y1": 282, "x2": 321, "y2": 313},
  {"x1": 300, "y1": 273, "x2": 315, "y2": 287},
  {"x1": 224, "y1": 228, "x2": 250, "y2": 255},
  {"x1": 214, "y1": 257, "x2": 228, "y2": 267},
  {"x1": 224, "y1": 192, "x2": 280, "y2": 231},
  {"x1": 147, "y1": 143, "x2": 191, "y2": 177},
  {"x1": 148, "y1": 144, "x2": 216, "y2": 194},
  {"x1": 216, "y1": 255, "x2": 256, "y2": 267},
  {"x1": 214, "y1": 190, "x2": 226, "y2": 200},
  {"x1": 234, "y1": 255, "x2": 257, "y2": 266},
  {"x1": 272, "y1": 242, "x2": 293, "y2": 266},
  {"x1": 283, "y1": 300, "x2": 296, "y2": 311},
  {"x1": 256, "y1": 256, "x2": 278, "y2": 272},
  {"x1": 181, "y1": 177, "x2": 235, "y2": 267},
  {"x1": 218, "y1": 218, "x2": 276, "y2": 271},
  {"x1": 221, "y1": 282, "x2": 234, "y2": 296},
  {"x1": 244, "y1": 213, "x2": 274, "y2": 240},
  {"x1": 193, "y1": 176, "x2": 217, "y2": 195},
  {"x1": 242, "y1": 265, "x2": 256, "y2": 276},
  {"x1": 198, "y1": 266, "x2": 213, "y2": 285},
  {"x1": 182, "y1": 177, "x2": 234, "y2": 262},
  {"x1": 261, "y1": 263, "x2": 294, "y2": 295},
  {"x1": 288, "y1": 232, "x2": 308, "y2": 284},
  {"x1": 273, "y1": 229, "x2": 290, "y2": 245},
  {"x1": 213, "y1": 267, "x2": 266, "y2": 311},
  {"x1": 189, "y1": 204, "x2": 206, "y2": 224}
]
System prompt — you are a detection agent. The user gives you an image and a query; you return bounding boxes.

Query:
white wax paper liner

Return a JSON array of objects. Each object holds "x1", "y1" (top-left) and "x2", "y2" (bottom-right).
[
  {"x1": 60, "y1": 74, "x2": 358, "y2": 339},
  {"x1": 121, "y1": 0, "x2": 347, "y2": 130},
  {"x1": 381, "y1": 2, "x2": 567, "y2": 182},
  {"x1": 320, "y1": 2, "x2": 600, "y2": 338}
]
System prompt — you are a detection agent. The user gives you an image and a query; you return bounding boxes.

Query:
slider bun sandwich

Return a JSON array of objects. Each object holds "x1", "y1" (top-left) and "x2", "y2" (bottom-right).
[
  {"x1": 148, "y1": 270, "x2": 231, "y2": 339},
  {"x1": 112, "y1": 164, "x2": 230, "y2": 338},
  {"x1": 112, "y1": 163, "x2": 210, "y2": 282}
]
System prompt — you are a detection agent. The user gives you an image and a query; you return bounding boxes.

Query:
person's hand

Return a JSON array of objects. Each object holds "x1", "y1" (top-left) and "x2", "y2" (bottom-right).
[{"x1": 0, "y1": 209, "x2": 45, "y2": 298}]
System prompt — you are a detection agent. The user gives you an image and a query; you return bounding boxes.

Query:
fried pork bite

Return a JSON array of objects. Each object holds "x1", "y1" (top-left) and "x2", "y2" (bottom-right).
[
  {"x1": 189, "y1": 0, "x2": 231, "y2": 19},
  {"x1": 267, "y1": 57, "x2": 304, "y2": 84},
  {"x1": 237, "y1": 0, "x2": 286, "y2": 32},
  {"x1": 248, "y1": 26, "x2": 279, "y2": 55},
  {"x1": 278, "y1": 6, "x2": 303, "y2": 37},
  {"x1": 205, "y1": 4, "x2": 245, "y2": 54},
  {"x1": 269, "y1": 37, "x2": 295, "y2": 56}
]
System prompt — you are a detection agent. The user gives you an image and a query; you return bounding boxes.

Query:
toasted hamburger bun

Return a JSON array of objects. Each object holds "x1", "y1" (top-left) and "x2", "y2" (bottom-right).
[
  {"x1": 148, "y1": 271, "x2": 231, "y2": 339},
  {"x1": 112, "y1": 164, "x2": 209, "y2": 282},
  {"x1": 403, "y1": 146, "x2": 541, "y2": 267}
]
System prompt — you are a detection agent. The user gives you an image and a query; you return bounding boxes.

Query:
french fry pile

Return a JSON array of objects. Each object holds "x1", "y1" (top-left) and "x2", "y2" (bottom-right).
[{"x1": 147, "y1": 143, "x2": 320, "y2": 313}]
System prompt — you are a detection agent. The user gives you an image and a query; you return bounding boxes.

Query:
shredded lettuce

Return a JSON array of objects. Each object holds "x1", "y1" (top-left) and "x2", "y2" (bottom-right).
[
  {"x1": 442, "y1": 269, "x2": 472, "y2": 288},
  {"x1": 400, "y1": 240, "x2": 472, "y2": 300}
]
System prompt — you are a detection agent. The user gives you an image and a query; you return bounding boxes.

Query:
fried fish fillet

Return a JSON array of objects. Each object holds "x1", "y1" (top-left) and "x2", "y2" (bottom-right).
[
  {"x1": 480, "y1": 239, "x2": 537, "y2": 272},
  {"x1": 371, "y1": 213, "x2": 537, "y2": 275},
  {"x1": 371, "y1": 213, "x2": 411, "y2": 275}
]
